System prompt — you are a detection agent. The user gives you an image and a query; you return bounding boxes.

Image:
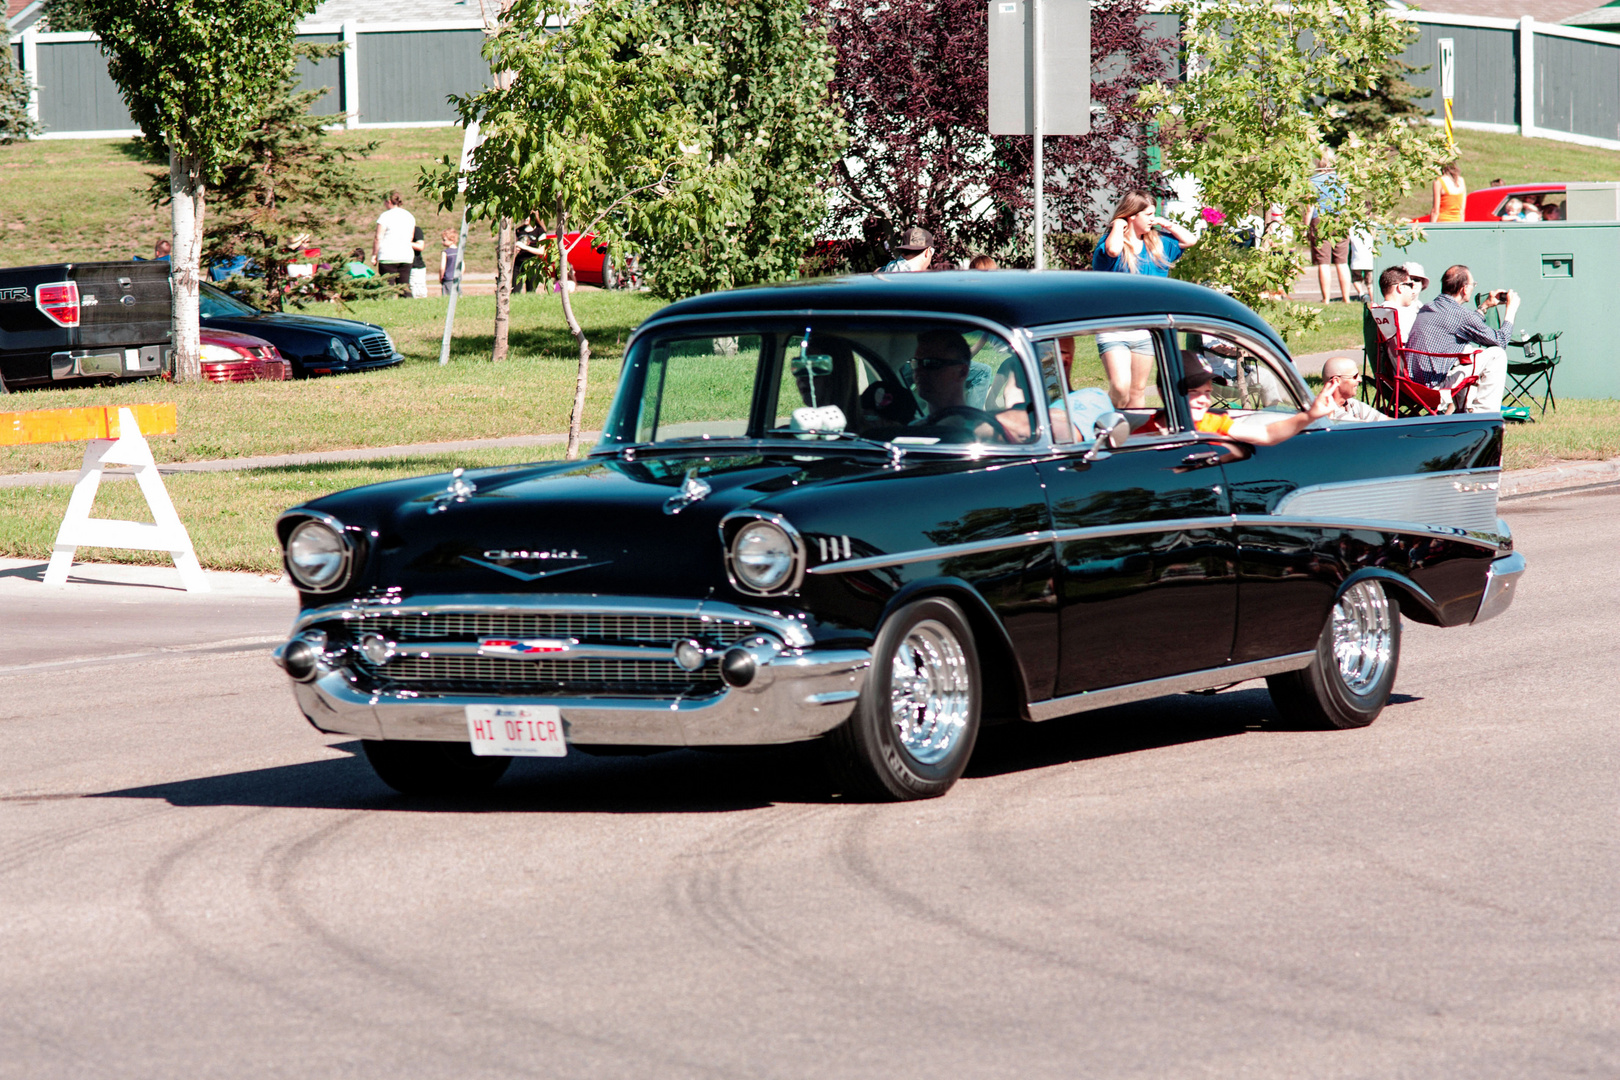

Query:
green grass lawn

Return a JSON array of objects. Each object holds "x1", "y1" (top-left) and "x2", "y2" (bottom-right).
[
  {"x1": 0, "y1": 447, "x2": 569, "y2": 575},
  {"x1": 0, "y1": 129, "x2": 492, "y2": 274},
  {"x1": 0, "y1": 291, "x2": 663, "y2": 474},
  {"x1": 1393, "y1": 128, "x2": 1620, "y2": 219}
]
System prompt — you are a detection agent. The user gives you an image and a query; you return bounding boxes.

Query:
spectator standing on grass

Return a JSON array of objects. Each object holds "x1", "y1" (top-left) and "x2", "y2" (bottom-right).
[
  {"x1": 1304, "y1": 154, "x2": 1353, "y2": 303},
  {"x1": 372, "y1": 191, "x2": 415, "y2": 291},
  {"x1": 409, "y1": 226, "x2": 428, "y2": 298},
  {"x1": 439, "y1": 229, "x2": 460, "y2": 297},
  {"x1": 878, "y1": 227, "x2": 935, "y2": 272},
  {"x1": 513, "y1": 213, "x2": 546, "y2": 293},
  {"x1": 1093, "y1": 190, "x2": 1197, "y2": 408},
  {"x1": 1348, "y1": 224, "x2": 1375, "y2": 302},
  {"x1": 346, "y1": 247, "x2": 376, "y2": 278},
  {"x1": 1432, "y1": 161, "x2": 1466, "y2": 223}
]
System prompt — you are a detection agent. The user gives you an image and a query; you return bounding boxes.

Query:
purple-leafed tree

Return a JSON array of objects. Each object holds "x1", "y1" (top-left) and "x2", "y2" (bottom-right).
[{"x1": 814, "y1": 0, "x2": 1173, "y2": 270}]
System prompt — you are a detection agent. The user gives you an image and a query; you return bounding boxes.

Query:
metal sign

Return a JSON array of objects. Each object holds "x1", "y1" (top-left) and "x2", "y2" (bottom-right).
[
  {"x1": 1438, "y1": 38, "x2": 1455, "y2": 101},
  {"x1": 988, "y1": 0, "x2": 1090, "y2": 137}
]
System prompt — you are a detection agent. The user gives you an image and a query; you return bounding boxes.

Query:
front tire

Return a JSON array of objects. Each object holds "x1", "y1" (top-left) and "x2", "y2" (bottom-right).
[
  {"x1": 1267, "y1": 580, "x2": 1400, "y2": 729},
  {"x1": 361, "y1": 740, "x2": 512, "y2": 796},
  {"x1": 826, "y1": 597, "x2": 981, "y2": 800}
]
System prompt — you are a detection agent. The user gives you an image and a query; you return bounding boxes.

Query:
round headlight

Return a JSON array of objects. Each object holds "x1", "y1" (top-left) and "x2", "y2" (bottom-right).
[
  {"x1": 327, "y1": 336, "x2": 348, "y2": 361},
  {"x1": 731, "y1": 520, "x2": 797, "y2": 593},
  {"x1": 286, "y1": 519, "x2": 349, "y2": 591}
]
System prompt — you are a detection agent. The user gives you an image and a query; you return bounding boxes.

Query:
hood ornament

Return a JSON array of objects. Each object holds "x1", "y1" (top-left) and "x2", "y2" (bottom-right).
[
  {"x1": 427, "y1": 468, "x2": 476, "y2": 514},
  {"x1": 663, "y1": 469, "x2": 712, "y2": 515}
]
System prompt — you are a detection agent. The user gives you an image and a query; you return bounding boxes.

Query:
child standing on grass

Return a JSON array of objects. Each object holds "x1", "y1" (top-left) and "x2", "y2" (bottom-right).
[{"x1": 439, "y1": 229, "x2": 460, "y2": 297}]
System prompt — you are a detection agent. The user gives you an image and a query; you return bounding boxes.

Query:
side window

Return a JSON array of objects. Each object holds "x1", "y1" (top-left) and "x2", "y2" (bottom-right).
[
  {"x1": 1177, "y1": 331, "x2": 1301, "y2": 417},
  {"x1": 1036, "y1": 328, "x2": 1171, "y2": 444}
]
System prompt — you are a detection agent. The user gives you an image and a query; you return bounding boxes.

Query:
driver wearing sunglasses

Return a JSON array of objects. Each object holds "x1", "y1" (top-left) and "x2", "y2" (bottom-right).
[{"x1": 909, "y1": 329, "x2": 1009, "y2": 442}]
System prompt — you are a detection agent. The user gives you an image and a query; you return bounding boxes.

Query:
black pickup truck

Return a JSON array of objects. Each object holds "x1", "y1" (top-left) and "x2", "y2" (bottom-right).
[{"x1": 0, "y1": 260, "x2": 172, "y2": 391}]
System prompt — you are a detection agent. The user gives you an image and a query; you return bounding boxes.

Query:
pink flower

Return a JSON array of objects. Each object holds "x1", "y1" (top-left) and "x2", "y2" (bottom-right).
[{"x1": 1201, "y1": 207, "x2": 1227, "y2": 225}]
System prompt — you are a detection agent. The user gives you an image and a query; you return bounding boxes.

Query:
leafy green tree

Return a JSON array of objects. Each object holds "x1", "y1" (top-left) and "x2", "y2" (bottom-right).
[
  {"x1": 136, "y1": 43, "x2": 387, "y2": 311},
  {"x1": 1323, "y1": 53, "x2": 1433, "y2": 150},
  {"x1": 423, "y1": 0, "x2": 723, "y2": 458},
  {"x1": 1140, "y1": 0, "x2": 1449, "y2": 339},
  {"x1": 633, "y1": 0, "x2": 846, "y2": 297},
  {"x1": 0, "y1": 46, "x2": 38, "y2": 144},
  {"x1": 39, "y1": 0, "x2": 96, "y2": 32},
  {"x1": 87, "y1": 0, "x2": 320, "y2": 380}
]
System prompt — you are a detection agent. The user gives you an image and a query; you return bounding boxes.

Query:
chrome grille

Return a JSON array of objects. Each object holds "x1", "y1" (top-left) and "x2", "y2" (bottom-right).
[
  {"x1": 354, "y1": 654, "x2": 725, "y2": 696},
  {"x1": 365, "y1": 612, "x2": 757, "y2": 646},
  {"x1": 358, "y1": 332, "x2": 394, "y2": 359},
  {"x1": 348, "y1": 611, "x2": 759, "y2": 697}
]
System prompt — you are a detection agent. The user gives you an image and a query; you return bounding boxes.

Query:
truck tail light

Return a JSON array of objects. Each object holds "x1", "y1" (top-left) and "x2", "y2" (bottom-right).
[{"x1": 36, "y1": 282, "x2": 81, "y2": 328}]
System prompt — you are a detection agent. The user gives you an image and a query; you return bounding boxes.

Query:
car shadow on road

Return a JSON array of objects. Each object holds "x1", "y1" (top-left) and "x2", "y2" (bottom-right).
[{"x1": 92, "y1": 689, "x2": 1425, "y2": 812}]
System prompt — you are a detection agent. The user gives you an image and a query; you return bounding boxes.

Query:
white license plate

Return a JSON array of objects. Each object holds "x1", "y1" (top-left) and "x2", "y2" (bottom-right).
[{"x1": 465, "y1": 705, "x2": 567, "y2": 757}]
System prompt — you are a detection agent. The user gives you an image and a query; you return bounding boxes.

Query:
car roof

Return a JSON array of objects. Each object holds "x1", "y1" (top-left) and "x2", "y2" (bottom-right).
[{"x1": 644, "y1": 270, "x2": 1289, "y2": 354}]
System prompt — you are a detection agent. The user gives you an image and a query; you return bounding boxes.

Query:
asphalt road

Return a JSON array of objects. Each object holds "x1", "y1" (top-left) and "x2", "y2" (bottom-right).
[{"x1": 0, "y1": 490, "x2": 1615, "y2": 1079}]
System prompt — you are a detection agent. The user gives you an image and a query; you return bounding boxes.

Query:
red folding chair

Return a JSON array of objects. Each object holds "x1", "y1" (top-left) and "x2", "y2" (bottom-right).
[{"x1": 1366, "y1": 306, "x2": 1479, "y2": 416}]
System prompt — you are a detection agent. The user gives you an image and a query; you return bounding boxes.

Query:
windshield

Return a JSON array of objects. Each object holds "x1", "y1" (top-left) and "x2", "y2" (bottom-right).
[
  {"x1": 600, "y1": 320, "x2": 1039, "y2": 451},
  {"x1": 198, "y1": 282, "x2": 258, "y2": 317}
]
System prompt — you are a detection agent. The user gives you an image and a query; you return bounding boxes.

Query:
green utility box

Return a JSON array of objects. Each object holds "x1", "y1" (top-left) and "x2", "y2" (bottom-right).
[{"x1": 1395, "y1": 222, "x2": 1620, "y2": 399}]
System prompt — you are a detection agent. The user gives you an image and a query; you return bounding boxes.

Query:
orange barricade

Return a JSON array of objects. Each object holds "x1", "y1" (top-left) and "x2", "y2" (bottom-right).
[{"x1": 0, "y1": 403, "x2": 177, "y2": 446}]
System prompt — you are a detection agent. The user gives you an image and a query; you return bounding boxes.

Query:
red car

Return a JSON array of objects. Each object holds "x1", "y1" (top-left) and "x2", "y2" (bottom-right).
[
  {"x1": 197, "y1": 328, "x2": 291, "y2": 383},
  {"x1": 544, "y1": 232, "x2": 623, "y2": 287},
  {"x1": 1414, "y1": 183, "x2": 1569, "y2": 223}
]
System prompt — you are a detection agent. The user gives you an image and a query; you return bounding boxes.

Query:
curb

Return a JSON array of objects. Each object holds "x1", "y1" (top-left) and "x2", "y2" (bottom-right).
[{"x1": 1499, "y1": 456, "x2": 1620, "y2": 499}]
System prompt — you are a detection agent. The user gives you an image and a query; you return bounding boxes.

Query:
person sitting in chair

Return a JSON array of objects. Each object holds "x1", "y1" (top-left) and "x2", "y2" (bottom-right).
[
  {"x1": 1404, "y1": 264, "x2": 1512, "y2": 413},
  {"x1": 1321, "y1": 356, "x2": 1386, "y2": 422}
]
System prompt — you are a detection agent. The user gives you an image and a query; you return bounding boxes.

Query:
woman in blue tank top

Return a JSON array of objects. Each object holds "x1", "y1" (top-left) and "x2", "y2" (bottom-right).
[{"x1": 1091, "y1": 190, "x2": 1198, "y2": 407}]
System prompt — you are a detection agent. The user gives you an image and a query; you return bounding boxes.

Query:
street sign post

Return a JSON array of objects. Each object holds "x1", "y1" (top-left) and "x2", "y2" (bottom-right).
[
  {"x1": 988, "y1": 0, "x2": 1089, "y2": 269},
  {"x1": 1438, "y1": 38, "x2": 1456, "y2": 147}
]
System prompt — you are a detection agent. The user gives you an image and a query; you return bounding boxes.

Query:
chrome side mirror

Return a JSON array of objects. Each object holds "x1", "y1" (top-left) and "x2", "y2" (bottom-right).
[{"x1": 1081, "y1": 411, "x2": 1130, "y2": 462}]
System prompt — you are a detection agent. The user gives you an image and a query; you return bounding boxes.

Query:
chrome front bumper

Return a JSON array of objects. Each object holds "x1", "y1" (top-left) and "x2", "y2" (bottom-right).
[
  {"x1": 275, "y1": 594, "x2": 871, "y2": 747},
  {"x1": 1471, "y1": 550, "x2": 1526, "y2": 625},
  {"x1": 287, "y1": 648, "x2": 871, "y2": 746}
]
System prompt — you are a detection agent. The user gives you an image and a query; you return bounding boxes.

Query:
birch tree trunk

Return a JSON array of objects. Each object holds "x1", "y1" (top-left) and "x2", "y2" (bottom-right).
[
  {"x1": 558, "y1": 198, "x2": 591, "y2": 460},
  {"x1": 492, "y1": 215, "x2": 514, "y2": 362},
  {"x1": 168, "y1": 149, "x2": 205, "y2": 382}
]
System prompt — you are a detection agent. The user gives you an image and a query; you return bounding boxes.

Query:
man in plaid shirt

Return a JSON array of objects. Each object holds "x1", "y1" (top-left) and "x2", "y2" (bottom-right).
[{"x1": 1404, "y1": 264, "x2": 1515, "y2": 413}]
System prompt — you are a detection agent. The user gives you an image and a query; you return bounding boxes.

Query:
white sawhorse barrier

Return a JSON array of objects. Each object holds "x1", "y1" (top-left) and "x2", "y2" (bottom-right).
[{"x1": 43, "y1": 407, "x2": 209, "y2": 592}]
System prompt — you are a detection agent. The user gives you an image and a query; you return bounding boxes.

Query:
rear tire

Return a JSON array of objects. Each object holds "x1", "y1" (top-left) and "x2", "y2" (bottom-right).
[
  {"x1": 361, "y1": 740, "x2": 511, "y2": 796},
  {"x1": 1267, "y1": 580, "x2": 1400, "y2": 729},
  {"x1": 825, "y1": 597, "x2": 981, "y2": 801}
]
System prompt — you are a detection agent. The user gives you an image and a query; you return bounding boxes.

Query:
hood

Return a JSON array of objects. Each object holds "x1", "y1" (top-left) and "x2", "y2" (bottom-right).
[
  {"x1": 204, "y1": 311, "x2": 380, "y2": 341},
  {"x1": 300, "y1": 447, "x2": 888, "y2": 601}
]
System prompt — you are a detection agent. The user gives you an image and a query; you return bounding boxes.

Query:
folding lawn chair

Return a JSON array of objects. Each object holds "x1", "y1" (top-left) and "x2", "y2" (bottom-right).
[{"x1": 1366, "y1": 306, "x2": 1479, "y2": 417}]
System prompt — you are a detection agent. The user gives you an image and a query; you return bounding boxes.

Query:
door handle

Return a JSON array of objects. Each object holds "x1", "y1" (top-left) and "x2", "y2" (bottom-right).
[{"x1": 1180, "y1": 450, "x2": 1222, "y2": 469}]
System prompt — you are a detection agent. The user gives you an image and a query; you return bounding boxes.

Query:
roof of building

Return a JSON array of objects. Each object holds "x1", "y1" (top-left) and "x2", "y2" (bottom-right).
[
  {"x1": 1407, "y1": 0, "x2": 1598, "y2": 20},
  {"x1": 1562, "y1": 0, "x2": 1620, "y2": 26}
]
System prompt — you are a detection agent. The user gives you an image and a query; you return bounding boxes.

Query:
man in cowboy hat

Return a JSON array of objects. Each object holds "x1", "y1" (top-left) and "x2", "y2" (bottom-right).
[{"x1": 878, "y1": 226, "x2": 936, "y2": 273}]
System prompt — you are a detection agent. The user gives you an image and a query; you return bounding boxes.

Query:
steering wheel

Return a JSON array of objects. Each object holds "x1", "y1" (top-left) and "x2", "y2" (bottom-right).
[{"x1": 923, "y1": 405, "x2": 1011, "y2": 444}]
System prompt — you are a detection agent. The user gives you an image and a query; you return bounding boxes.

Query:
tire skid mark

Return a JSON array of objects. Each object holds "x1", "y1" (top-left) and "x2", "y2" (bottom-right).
[
  {"x1": 663, "y1": 804, "x2": 855, "y2": 995},
  {"x1": 834, "y1": 793, "x2": 1440, "y2": 1046},
  {"x1": 0, "y1": 802, "x2": 172, "y2": 878},
  {"x1": 265, "y1": 809, "x2": 756, "y2": 1080}
]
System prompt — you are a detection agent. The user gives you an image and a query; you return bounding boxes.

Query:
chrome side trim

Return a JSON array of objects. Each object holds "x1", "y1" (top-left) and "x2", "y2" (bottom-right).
[
  {"x1": 1275, "y1": 468, "x2": 1501, "y2": 534},
  {"x1": 807, "y1": 529, "x2": 1054, "y2": 575},
  {"x1": 1236, "y1": 514, "x2": 1511, "y2": 552},
  {"x1": 806, "y1": 517, "x2": 1239, "y2": 576},
  {"x1": 290, "y1": 594, "x2": 816, "y2": 649},
  {"x1": 1472, "y1": 551, "x2": 1526, "y2": 625},
  {"x1": 1026, "y1": 653, "x2": 1315, "y2": 722}
]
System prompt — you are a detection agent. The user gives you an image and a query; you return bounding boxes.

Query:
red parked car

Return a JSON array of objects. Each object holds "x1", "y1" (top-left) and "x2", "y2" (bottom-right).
[
  {"x1": 198, "y1": 328, "x2": 291, "y2": 383},
  {"x1": 544, "y1": 232, "x2": 624, "y2": 287},
  {"x1": 1413, "y1": 183, "x2": 1569, "y2": 222}
]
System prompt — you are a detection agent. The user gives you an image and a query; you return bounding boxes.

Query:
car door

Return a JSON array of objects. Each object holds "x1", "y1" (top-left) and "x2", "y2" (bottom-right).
[{"x1": 1031, "y1": 325, "x2": 1237, "y2": 697}]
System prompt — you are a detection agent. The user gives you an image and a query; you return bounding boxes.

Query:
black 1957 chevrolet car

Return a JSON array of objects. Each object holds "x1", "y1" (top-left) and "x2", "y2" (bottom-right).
[{"x1": 272, "y1": 272, "x2": 1523, "y2": 800}]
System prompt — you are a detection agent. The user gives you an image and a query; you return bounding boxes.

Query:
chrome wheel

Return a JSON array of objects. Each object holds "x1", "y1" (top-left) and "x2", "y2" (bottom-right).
[
  {"x1": 887, "y1": 618, "x2": 971, "y2": 765},
  {"x1": 1330, "y1": 581, "x2": 1394, "y2": 697}
]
